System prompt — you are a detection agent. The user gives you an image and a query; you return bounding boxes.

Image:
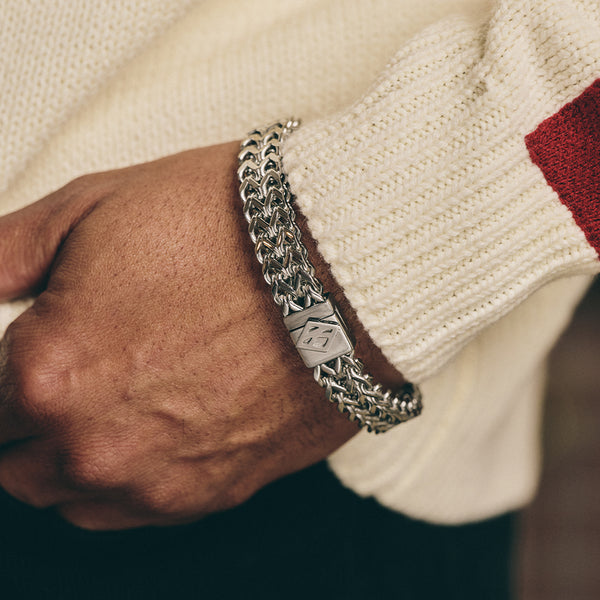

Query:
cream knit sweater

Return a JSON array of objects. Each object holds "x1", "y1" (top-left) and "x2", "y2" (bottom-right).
[{"x1": 1, "y1": 0, "x2": 599, "y2": 524}]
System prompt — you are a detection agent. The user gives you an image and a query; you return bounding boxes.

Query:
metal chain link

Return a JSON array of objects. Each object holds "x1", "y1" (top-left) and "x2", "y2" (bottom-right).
[{"x1": 238, "y1": 121, "x2": 422, "y2": 433}]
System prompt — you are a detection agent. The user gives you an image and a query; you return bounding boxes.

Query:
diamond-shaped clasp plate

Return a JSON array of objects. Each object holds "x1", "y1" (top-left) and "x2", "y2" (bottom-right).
[{"x1": 283, "y1": 298, "x2": 353, "y2": 368}]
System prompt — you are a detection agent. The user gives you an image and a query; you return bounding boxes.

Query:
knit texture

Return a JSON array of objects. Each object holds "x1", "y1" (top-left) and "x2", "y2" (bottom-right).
[
  {"x1": 283, "y1": 0, "x2": 600, "y2": 382},
  {"x1": 526, "y1": 79, "x2": 600, "y2": 254},
  {"x1": 0, "y1": 0, "x2": 193, "y2": 195},
  {"x1": 0, "y1": 0, "x2": 599, "y2": 523}
]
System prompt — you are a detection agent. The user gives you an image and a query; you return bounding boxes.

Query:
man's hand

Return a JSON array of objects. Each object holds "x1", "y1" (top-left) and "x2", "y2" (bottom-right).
[{"x1": 0, "y1": 142, "x2": 399, "y2": 530}]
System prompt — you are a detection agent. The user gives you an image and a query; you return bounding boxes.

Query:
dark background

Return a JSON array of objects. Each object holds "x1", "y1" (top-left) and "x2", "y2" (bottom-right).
[{"x1": 518, "y1": 278, "x2": 600, "y2": 599}]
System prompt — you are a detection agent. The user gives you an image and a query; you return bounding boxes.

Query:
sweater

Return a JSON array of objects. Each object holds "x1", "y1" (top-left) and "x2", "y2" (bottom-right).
[{"x1": 0, "y1": 0, "x2": 599, "y2": 524}]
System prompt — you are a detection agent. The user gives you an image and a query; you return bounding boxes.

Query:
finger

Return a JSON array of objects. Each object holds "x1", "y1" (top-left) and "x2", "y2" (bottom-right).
[
  {"x1": 0, "y1": 178, "x2": 102, "y2": 301},
  {"x1": 0, "y1": 332, "x2": 42, "y2": 445},
  {"x1": 0, "y1": 305, "x2": 68, "y2": 445},
  {"x1": 0, "y1": 200, "x2": 63, "y2": 300},
  {"x1": 0, "y1": 438, "x2": 91, "y2": 508},
  {"x1": 56, "y1": 500, "x2": 188, "y2": 531}
]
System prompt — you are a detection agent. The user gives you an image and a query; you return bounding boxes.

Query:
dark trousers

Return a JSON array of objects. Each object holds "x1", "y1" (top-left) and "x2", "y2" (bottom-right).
[{"x1": 0, "y1": 462, "x2": 514, "y2": 599}]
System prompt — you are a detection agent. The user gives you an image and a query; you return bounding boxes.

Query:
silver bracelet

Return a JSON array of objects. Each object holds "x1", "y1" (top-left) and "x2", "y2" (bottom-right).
[{"x1": 237, "y1": 120, "x2": 422, "y2": 433}]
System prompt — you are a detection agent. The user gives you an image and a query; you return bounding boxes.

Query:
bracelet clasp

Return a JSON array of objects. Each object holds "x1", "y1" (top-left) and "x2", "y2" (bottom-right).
[{"x1": 283, "y1": 297, "x2": 354, "y2": 368}]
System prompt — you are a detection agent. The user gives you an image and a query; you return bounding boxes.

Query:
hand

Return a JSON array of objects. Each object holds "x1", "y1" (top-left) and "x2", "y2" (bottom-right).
[{"x1": 0, "y1": 141, "x2": 401, "y2": 530}]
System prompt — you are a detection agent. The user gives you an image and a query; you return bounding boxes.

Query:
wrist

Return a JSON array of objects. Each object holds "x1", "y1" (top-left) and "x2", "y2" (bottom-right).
[
  {"x1": 294, "y1": 210, "x2": 406, "y2": 392},
  {"x1": 237, "y1": 121, "x2": 421, "y2": 432}
]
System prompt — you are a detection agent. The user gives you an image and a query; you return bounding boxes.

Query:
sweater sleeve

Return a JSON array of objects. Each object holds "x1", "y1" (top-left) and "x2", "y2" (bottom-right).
[{"x1": 282, "y1": 0, "x2": 600, "y2": 383}]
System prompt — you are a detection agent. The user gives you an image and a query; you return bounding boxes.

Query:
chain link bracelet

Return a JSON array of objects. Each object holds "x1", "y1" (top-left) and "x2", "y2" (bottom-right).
[{"x1": 237, "y1": 120, "x2": 422, "y2": 433}]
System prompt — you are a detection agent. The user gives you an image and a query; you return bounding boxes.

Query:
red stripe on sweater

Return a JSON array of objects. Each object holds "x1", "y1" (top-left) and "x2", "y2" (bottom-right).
[{"x1": 526, "y1": 78, "x2": 600, "y2": 255}]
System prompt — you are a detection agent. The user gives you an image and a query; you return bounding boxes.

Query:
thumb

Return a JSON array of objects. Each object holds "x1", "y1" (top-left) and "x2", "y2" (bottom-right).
[{"x1": 0, "y1": 184, "x2": 93, "y2": 301}]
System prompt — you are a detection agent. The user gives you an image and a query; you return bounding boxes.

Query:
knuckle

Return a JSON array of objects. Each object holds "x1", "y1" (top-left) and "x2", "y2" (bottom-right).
[
  {"x1": 218, "y1": 481, "x2": 253, "y2": 512},
  {"x1": 4, "y1": 324, "x2": 78, "y2": 424},
  {"x1": 0, "y1": 462, "x2": 50, "y2": 509},
  {"x1": 61, "y1": 447, "x2": 127, "y2": 492},
  {"x1": 9, "y1": 350, "x2": 69, "y2": 423},
  {"x1": 59, "y1": 172, "x2": 115, "y2": 213},
  {"x1": 61, "y1": 173, "x2": 101, "y2": 200},
  {"x1": 227, "y1": 488, "x2": 250, "y2": 511},
  {"x1": 0, "y1": 478, "x2": 49, "y2": 509},
  {"x1": 136, "y1": 482, "x2": 184, "y2": 516},
  {"x1": 11, "y1": 487, "x2": 50, "y2": 509}
]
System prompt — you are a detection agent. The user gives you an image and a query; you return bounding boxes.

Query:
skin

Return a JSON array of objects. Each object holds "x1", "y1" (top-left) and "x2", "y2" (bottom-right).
[{"x1": 0, "y1": 141, "x2": 404, "y2": 530}]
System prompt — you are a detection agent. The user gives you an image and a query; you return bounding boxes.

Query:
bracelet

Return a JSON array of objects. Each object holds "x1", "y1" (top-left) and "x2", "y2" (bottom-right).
[{"x1": 237, "y1": 120, "x2": 422, "y2": 433}]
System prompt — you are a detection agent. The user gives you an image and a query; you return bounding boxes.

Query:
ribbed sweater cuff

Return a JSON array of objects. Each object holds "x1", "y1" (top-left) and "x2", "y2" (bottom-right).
[{"x1": 283, "y1": 0, "x2": 600, "y2": 381}]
